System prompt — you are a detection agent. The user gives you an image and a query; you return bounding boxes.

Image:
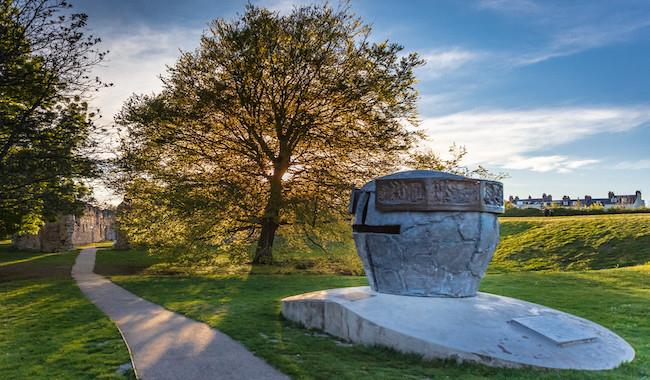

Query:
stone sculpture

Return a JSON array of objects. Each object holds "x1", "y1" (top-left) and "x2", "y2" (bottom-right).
[
  {"x1": 350, "y1": 170, "x2": 503, "y2": 297},
  {"x1": 281, "y1": 170, "x2": 634, "y2": 370}
]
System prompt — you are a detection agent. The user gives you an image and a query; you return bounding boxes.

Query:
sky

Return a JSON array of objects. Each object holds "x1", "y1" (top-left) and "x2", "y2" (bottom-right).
[{"x1": 75, "y1": 0, "x2": 650, "y2": 203}]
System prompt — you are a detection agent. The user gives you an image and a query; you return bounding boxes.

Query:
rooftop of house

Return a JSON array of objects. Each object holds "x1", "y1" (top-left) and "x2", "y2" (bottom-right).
[{"x1": 510, "y1": 191, "x2": 642, "y2": 204}]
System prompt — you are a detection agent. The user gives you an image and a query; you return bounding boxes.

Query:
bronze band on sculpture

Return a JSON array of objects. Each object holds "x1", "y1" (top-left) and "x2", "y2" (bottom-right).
[{"x1": 375, "y1": 178, "x2": 504, "y2": 214}]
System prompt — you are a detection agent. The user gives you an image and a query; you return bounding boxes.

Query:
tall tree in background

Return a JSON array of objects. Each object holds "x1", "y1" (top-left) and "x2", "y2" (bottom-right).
[
  {"x1": 116, "y1": 4, "x2": 424, "y2": 264},
  {"x1": 0, "y1": 0, "x2": 106, "y2": 236}
]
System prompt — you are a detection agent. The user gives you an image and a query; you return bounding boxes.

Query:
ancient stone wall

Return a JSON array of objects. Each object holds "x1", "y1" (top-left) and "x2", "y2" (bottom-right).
[
  {"x1": 71, "y1": 207, "x2": 116, "y2": 246},
  {"x1": 11, "y1": 233, "x2": 41, "y2": 251},
  {"x1": 12, "y1": 205, "x2": 116, "y2": 252}
]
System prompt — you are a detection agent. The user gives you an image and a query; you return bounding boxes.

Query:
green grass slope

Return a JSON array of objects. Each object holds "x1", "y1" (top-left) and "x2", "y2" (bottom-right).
[{"x1": 493, "y1": 214, "x2": 650, "y2": 272}]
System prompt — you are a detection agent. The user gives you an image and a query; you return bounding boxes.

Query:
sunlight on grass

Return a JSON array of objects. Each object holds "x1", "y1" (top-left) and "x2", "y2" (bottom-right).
[
  {"x1": 0, "y1": 245, "x2": 134, "y2": 379},
  {"x1": 492, "y1": 214, "x2": 650, "y2": 272},
  {"x1": 1, "y1": 212, "x2": 643, "y2": 379},
  {"x1": 76, "y1": 240, "x2": 115, "y2": 249},
  {"x1": 89, "y1": 214, "x2": 650, "y2": 379},
  {"x1": 0, "y1": 279, "x2": 134, "y2": 379},
  {"x1": 0, "y1": 252, "x2": 62, "y2": 267},
  {"x1": 96, "y1": 214, "x2": 650, "y2": 277}
]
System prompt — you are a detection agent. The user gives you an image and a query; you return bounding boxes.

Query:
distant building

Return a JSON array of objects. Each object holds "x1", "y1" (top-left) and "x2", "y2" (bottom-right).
[{"x1": 508, "y1": 191, "x2": 645, "y2": 210}]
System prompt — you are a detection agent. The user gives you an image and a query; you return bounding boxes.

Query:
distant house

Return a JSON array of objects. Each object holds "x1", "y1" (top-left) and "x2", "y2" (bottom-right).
[{"x1": 508, "y1": 191, "x2": 645, "y2": 210}]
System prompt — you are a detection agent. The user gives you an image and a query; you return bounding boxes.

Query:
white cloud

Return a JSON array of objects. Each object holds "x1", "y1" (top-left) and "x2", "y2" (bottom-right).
[
  {"x1": 89, "y1": 26, "x2": 202, "y2": 126},
  {"x1": 514, "y1": 20, "x2": 650, "y2": 66},
  {"x1": 504, "y1": 155, "x2": 600, "y2": 173},
  {"x1": 418, "y1": 93, "x2": 465, "y2": 115},
  {"x1": 418, "y1": 48, "x2": 481, "y2": 79},
  {"x1": 613, "y1": 159, "x2": 650, "y2": 170},
  {"x1": 255, "y1": 0, "x2": 313, "y2": 14},
  {"x1": 421, "y1": 106, "x2": 650, "y2": 172},
  {"x1": 476, "y1": 0, "x2": 650, "y2": 66},
  {"x1": 476, "y1": 0, "x2": 541, "y2": 15},
  {"x1": 87, "y1": 26, "x2": 202, "y2": 204}
]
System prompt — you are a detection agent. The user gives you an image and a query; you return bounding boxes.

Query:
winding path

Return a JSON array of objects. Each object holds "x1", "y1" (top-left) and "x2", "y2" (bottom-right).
[{"x1": 72, "y1": 248, "x2": 288, "y2": 380}]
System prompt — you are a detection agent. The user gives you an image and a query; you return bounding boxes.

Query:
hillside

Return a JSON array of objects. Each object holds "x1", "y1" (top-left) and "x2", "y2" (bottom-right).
[{"x1": 491, "y1": 214, "x2": 650, "y2": 272}]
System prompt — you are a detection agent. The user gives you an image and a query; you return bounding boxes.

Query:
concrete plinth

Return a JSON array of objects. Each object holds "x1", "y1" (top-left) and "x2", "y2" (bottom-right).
[{"x1": 281, "y1": 287, "x2": 634, "y2": 370}]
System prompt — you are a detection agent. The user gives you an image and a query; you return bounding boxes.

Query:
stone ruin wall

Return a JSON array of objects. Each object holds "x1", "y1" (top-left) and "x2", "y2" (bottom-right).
[
  {"x1": 71, "y1": 207, "x2": 116, "y2": 246},
  {"x1": 12, "y1": 206, "x2": 116, "y2": 252}
]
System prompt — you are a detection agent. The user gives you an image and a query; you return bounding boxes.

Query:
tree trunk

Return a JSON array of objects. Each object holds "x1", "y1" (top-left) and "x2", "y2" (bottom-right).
[
  {"x1": 254, "y1": 216, "x2": 279, "y2": 264},
  {"x1": 253, "y1": 163, "x2": 286, "y2": 264}
]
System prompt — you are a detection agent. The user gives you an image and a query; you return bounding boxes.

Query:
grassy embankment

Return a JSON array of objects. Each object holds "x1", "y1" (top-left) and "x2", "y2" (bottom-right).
[
  {"x1": 0, "y1": 241, "x2": 134, "y2": 379},
  {"x1": 492, "y1": 213, "x2": 650, "y2": 272},
  {"x1": 93, "y1": 213, "x2": 650, "y2": 379}
]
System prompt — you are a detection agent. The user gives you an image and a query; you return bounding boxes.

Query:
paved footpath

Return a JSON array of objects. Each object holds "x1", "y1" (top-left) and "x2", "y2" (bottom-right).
[{"x1": 72, "y1": 248, "x2": 289, "y2": 380}]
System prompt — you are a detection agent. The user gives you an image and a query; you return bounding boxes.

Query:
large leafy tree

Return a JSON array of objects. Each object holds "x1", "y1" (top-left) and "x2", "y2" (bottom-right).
[
  {"x1": 116, "y1": 4, "x2": 424, "y2": 264},
  {"x1": 0, "y1": 0, "x2": 106, "y2": 236}
]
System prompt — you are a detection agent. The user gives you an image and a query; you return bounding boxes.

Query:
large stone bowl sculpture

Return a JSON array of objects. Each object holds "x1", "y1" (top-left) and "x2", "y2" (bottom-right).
[
  {"x1": 349, "y1": 170, "x2": 503, "y2": 297},
  {"x1": 281, "y1": 170, "x2": 634, "y2": 370}
]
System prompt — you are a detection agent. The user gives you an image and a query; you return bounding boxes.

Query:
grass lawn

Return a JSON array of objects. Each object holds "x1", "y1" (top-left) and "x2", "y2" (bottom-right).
[
  {"x1": 96, "y1": 247, "x2": 650, "y2": 380},
  {"x1": 0, "y1": 242, "x2": 134, "y2": 379},
  {"x1": 493, "y1": 214, "x2": 650, "y2": 272}
]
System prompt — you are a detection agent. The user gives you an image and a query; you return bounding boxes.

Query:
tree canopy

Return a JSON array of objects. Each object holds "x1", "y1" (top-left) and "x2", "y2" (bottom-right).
[
  {"x1": 0, "y1": 0, "x2": 107, "y2": 236},
  {"x1": 115, "y1": 4, "x2": 424, "y2": 263}
]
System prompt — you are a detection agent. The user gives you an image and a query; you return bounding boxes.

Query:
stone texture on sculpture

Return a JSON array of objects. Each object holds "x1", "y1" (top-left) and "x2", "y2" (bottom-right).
[{"x1": 351, "y1": 170, "x2": 503, "y2": 297}]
